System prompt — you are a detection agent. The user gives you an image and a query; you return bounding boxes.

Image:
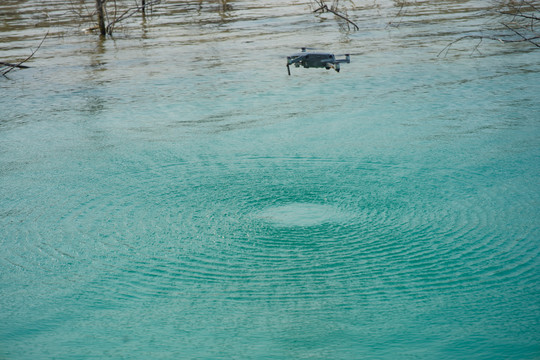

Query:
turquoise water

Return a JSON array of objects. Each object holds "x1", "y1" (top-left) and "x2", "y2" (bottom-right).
[{"x1": 1, "y1": 1, "x2": 539, "y2": 358}]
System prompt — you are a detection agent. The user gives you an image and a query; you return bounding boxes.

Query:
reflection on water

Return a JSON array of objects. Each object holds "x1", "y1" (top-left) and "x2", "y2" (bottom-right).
[{"x1": 1, "y1": 1, "x2": 539, "y2": 359}]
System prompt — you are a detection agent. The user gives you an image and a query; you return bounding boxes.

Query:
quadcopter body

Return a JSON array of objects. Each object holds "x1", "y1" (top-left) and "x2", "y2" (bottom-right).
[{"x1": 287, "y1": 48, "x2": 350, "y2": 75}]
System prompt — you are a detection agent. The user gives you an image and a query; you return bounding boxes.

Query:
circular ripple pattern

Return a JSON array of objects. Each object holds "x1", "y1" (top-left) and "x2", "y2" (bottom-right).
[
  {"x1": 4, "y1": 154, "x2": 535, "y2": 312},
  {"x1": 2, "y1": 0, "x2": 540, "y2": 353},
  {"x1": 2, "y1": 139, "x2": 539, "y2": 360}
]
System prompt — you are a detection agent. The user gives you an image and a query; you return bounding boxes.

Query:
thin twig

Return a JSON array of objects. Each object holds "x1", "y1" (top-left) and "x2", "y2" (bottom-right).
[
  {"x1": 387, "y1": 2, "x2": 405, "y2": 28},
  {"x1": 440, "y1": 1, "x2": 539, "y2": 57},
  {"x1": 106, "y1": 0, "x2": 160, "y2": 35},
  {"x1": 502, "y1": 22, "x2": 540, "y2": 47},
  {"x1": 314, "y1": 4, "x2": 359, "y2": 31},
  {"x1": 499, "y1": 11, "x2": 539, "y2": 21},
  {"x1": 438, "y1": 35, "x2": 487, "y2": 57}
]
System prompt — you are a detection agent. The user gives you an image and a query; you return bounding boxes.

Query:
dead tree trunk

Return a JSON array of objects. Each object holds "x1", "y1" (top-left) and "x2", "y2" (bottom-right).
[{"x1": 96, "y1": 0, "x2": 106, "y2": 36}]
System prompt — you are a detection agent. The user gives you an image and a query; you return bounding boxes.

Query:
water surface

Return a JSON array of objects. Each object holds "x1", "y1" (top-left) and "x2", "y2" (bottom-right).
[{"x1": 1, "y1": 0, "x2": 539, "y2": 359}]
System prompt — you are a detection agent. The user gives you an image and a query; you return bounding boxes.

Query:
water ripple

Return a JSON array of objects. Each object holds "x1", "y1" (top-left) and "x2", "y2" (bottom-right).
[{"x1": 1, "y1": 156, "x2": 519, "y2": 309}]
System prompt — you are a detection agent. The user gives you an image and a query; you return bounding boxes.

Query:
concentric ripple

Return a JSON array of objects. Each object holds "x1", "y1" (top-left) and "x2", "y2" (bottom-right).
[
  {"x1": 1, "y1": 0, "x2": 539, "y2": 357},
  {"x1": 255, "y1": 202, "x2": 352, "y2": 227},
  {"x1": 3, "y1": 154, "x2": 538, "y2": 309}
]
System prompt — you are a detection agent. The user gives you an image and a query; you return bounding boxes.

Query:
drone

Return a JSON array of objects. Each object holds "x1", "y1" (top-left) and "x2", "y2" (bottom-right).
[{"x1": 287, "y1": 48, "x2": 350, "y2": 75}]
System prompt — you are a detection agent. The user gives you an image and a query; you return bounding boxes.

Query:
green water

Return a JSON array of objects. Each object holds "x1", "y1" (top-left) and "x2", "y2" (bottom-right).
[{"x1": 1, "y1": 0, "x2": 539, "y2": 358}]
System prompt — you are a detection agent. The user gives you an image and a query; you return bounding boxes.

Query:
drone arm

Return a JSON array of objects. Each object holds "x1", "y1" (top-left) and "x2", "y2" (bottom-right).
[
  {"x1": 287, "y1": 56, "x2": 304, "y2": 65},
  {"x1": 335, "y1": 55, "x2": 351, "y2": 64}
]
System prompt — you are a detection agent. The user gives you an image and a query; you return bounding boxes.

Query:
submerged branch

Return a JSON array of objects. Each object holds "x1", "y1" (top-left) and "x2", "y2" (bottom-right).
[
  {"x1": 2, "y1": 32, "x2": 49, "y2": 76},
  {"x1": 438, "y1": 30, "x2": 539, "y2": 57},
  {"x1": 438, "y1": 35, "x2": 493, "y2": 57},
  {"x1": 0, "y1": 62, "x2": 30, "y2": 69}
]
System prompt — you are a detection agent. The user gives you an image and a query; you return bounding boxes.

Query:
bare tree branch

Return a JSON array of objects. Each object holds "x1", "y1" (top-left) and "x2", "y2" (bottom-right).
[
  {"x1": 439, "y1": 0, "x2": 539, "y2": 56},
  {"x1": 106, "y1": 0, "x2": 160, "y2": 35},
  {"x1": 2, "y1": 31, "x2": 49, "y2": 76},
  {"x1": 313, "y1": 1, "x2": 359, "y2": 31},
  {"x1": 387, "y1": 2, "x2": 405, "y2": 28},
  {"x1": 438, "y1": 35, "x2": 497, "y2": 57},
  {"x1": 499, "y1": 11, "x2": 539, "y2": 21},
  {"x1": 502, "y1": 22, "x2": 540, "y2": 47}
]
